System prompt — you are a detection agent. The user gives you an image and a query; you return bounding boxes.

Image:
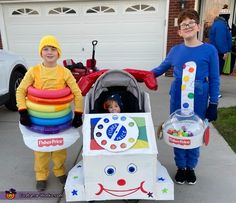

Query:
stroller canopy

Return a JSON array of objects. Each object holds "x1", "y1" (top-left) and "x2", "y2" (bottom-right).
[{"x1": 90, "y1": 69, "x2": 142, "y2": 113}]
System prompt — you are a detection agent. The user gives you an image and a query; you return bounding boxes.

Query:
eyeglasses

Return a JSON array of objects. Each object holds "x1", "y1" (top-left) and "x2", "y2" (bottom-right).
[{"x1": 179, "y1": 21, "x2": 197, "y2": 30}]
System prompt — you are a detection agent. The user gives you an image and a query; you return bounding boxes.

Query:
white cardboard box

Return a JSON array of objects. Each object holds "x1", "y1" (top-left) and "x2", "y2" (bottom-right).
[{"x1": 65, "y1": 113, "x2": 174, "y2": 201}]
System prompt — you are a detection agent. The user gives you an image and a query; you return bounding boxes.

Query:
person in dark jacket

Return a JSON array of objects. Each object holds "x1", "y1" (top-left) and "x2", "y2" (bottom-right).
[
  {"x1": 230, "y1": 23, "x2": 236, "y2": 74},
  {"x1": 209, "y1": 5, "x2": 232, "y2": 74}
]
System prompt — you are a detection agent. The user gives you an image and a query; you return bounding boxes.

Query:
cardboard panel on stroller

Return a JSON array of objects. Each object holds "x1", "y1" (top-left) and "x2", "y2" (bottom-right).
[{"x1": 65, "y1": 70, "x2": 174, "y2": 202}]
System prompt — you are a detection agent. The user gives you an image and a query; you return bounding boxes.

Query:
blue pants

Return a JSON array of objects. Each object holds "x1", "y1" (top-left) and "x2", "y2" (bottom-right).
[{"x1": 174, "y1": 147, "x2": 200, "y2": 169}]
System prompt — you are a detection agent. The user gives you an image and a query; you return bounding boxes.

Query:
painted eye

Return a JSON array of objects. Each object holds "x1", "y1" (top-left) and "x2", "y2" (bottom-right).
[
  {"x1": 104, "y1": 165, "x2": 116, "y2": 176},
  {"x1": 127, "y1": 163, "x2": 137, "y2": 174}
]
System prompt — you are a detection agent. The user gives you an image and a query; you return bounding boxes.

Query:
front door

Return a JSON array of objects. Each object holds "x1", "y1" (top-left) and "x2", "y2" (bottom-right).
[{"x1": 199, "y1": 0, "x2": 235, "y2": 42}]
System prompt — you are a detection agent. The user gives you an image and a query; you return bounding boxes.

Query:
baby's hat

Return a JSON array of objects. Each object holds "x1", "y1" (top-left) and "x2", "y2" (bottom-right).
[
  {"x1": 104, "y1": 94, "x2": 123, "y2": 111},
  {"x1": 38, "y1": 35, "x2": 62, "y2": 57}
]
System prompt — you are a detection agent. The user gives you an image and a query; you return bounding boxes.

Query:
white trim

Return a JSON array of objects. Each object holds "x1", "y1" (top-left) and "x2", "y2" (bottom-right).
[
  {"x1": 163, "y1": 0, "x2": 169, "y2": 59},
  {"x1": 0, "y1": 4, "x2": 8, "y2": 49},
  {"x1": 0, "y1": 0, "x2": 97, "y2": 3},
  {"x1": 194, "y1": 0, "x2": 199, "y2": 10}
]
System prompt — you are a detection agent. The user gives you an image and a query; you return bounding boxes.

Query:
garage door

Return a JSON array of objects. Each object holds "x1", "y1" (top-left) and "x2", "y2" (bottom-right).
[{"x1": 2, "y1": 0, "x2": 167, "y2": 70}]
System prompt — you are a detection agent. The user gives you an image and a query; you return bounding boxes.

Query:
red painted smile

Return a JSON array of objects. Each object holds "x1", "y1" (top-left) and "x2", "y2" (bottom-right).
[{"x1": 95, "y1": 181, "x2": 147, "y2": 197}]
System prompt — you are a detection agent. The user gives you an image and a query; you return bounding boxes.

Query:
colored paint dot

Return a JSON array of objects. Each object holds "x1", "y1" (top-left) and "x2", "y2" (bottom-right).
[
  {"x1": 181, "y1": 84, "x2": 186, "y2": 90},
  {"x1": 112, "y1": 115, "x2": 118, "y2": 120},
  {"x1": 120, "y1": 143, "x2": 127, "y2": 148},
  {"x1": 96, "y1": 132, "x2": 102, "y2": 137},
  {"x1": 101, "y1": 140, "x2": 107, "y2": 145},
  {"x1": 128, "y1": 122, "x2": 134, "y2": 127},
  {"x1": 98, "y1": 124, "x2": 103, "y2": 129},
  {"x1": 104, "y1": 118, "x2": 109, "y2": 123},
  {"x1": 183, "y1": 76, "x2": 189, "y2": 82},
  {"x1": 189, "y1": 67, "x2": 195, "y2": 73},
  {"x1": 128, "y1": 138, "x2": 135, "y2": 143},
  {"x1": 188, "y1": 92, "x2": 194, "y2": 99},
  {"x1": 182, "y1": 64, "x2": 186, "y2": 69},
  {"x1": 110, "y1": 144, "x2": 116, "y2": 149},
  {"x1": 183, "y1": 103, "x2": 189, "y2": 108},
  {"x1": 121, "y1": 116, "x2": 126, "y2": 121}
]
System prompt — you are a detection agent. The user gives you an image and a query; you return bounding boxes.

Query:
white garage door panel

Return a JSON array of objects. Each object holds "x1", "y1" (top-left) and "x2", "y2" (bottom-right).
[{"x1": 3, "y1": 0, "x2": 167, "y2": 69}]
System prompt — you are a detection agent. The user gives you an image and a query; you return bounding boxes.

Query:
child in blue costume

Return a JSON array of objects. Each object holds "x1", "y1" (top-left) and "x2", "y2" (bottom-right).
[{"x1": 152, "y1": 9, "x2": 220, "y2": 184}]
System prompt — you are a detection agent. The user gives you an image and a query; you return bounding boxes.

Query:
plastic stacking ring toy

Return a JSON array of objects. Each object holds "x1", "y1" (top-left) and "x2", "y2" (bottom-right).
[
  {"x1": 27, "y1": 120, "x2": 72, "y2": 134},
  {"x1": 26, "y1": 99, "x2": 70, "y2": 112},
  {"x1": 28, "y1": 107, "x2": 71, "y2": 119},
  {"x1": 27, "y1": 94, "x2": 74, "y2": 105},
  {"x1": 30, "y1": 112, "x2": 73, "y2": 126},
  {"x1": 27, "y1": 86, "x2": 71, "y2": 99}
]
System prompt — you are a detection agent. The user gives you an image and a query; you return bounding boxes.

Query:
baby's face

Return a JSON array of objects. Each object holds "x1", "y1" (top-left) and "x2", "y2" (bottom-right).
[{"x1": 108, "y1": 101, "x2": 121, "y2": 113}]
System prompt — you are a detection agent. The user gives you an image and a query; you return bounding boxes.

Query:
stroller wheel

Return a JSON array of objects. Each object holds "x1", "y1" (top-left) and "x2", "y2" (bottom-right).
[{"x1": 123, "y1": 200, "x2": 139, "y2": 203}]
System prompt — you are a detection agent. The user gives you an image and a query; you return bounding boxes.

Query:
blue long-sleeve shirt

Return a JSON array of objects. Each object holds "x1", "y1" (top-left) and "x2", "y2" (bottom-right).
[
  {"x1": 152, "y1": 43, "x2": 220, "y2": 117},
  {"x1": 209, "y1": 17, "x2": 232, "y2": 54}
]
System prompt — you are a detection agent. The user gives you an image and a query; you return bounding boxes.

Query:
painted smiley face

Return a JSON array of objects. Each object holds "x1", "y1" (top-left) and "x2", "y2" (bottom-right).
[{"x1": 95, "y1": 163, "x2": 148, "y2": 197}]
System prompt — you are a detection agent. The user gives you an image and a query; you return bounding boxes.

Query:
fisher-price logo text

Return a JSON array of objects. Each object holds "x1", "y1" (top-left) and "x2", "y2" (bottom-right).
[
  {"x1": 38, "y1": 138, "x2": 64, "y2": 147},
  {"x1": 169, "y1": 137, "x2": 191, "y2": 146}
]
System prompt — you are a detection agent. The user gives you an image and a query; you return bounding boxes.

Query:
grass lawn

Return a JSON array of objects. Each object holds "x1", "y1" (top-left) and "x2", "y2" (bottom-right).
[{"x1": 212, "y1": 106, "x2": 236, "y2": 154}]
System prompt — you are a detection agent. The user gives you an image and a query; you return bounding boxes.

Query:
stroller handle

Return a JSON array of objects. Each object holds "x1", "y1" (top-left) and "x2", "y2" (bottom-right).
[{"x1": 92, "y1": 40, "x2": 98, "y2": 46}]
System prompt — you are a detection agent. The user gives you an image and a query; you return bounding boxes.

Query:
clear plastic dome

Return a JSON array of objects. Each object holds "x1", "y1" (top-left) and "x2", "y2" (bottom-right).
[{"x1": 163, "y1": 109, "x2": 205, "y2": 138}]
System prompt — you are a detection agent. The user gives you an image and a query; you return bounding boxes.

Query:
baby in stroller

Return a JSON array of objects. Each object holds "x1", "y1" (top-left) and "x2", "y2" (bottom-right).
[
  {"x1": 103, "y1": 94, "x2": 123, "y2": 113},
  {"x1": 65, "y1": 69, "x2": 174, "y2": 202}
]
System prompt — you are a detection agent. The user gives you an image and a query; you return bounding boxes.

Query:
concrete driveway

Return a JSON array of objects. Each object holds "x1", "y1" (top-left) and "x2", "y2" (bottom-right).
[{"x1": 0, "y1": 75, "x2": 235, "y2": 203}]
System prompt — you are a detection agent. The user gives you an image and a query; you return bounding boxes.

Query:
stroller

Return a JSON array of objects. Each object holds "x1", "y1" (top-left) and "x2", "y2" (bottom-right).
[{"x1": 65, "y1": 69, "x2": 174, "y2": 202}]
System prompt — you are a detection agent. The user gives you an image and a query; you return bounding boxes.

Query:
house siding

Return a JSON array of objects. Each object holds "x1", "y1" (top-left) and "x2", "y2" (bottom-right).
[{"x1": 0, "y1": 0, "x2": 196, "y2": 74}]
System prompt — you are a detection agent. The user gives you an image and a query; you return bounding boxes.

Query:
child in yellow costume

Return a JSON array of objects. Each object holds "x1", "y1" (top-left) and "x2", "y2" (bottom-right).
[{"x1": 16, "y1": 35, "x2": 83, "y2": 191}]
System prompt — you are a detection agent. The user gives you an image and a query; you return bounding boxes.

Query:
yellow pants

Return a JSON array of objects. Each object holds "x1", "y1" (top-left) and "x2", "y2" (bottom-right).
[{"x1": 34, "y1": 149, "x2": 67, "y2": 181}]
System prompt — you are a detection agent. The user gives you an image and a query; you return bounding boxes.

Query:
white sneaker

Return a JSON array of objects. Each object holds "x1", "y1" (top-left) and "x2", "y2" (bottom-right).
[{"x1": 218, "y1": 94, "x2": 222, "y2": 98}]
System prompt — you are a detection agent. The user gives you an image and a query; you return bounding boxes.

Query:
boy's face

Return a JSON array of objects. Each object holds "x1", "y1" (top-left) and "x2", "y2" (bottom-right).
[
  {"x1": 178, "y1": 18, "x2": 200, "y2": 40},
  {"x1": 41, "y1": 46, "x2": 59, "y2": 66},
  {"x1": 108, "y1": 101, "x2": 121, "y2": 113}
]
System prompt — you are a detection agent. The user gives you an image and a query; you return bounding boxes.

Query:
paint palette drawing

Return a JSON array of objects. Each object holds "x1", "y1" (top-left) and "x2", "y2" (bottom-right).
[{"x1": 94, "y1": 114, "x2": 139, "y2": 152}]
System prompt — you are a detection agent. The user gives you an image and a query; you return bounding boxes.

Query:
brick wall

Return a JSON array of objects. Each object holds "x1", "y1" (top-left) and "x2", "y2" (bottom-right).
[{"x1": 165, "y1": 0, "x2": 195, "y2": 76}]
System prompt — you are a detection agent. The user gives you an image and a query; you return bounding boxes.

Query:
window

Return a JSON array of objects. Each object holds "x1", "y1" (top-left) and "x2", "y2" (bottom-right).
[
  {"x1": 48, "y1": 7, "x2": 76, "y2": 15},
  {"x1": 125, "y1": 4, "x2": 155, "y2": 12},
  {"x1": 86, "y1": 6, "x2": 115, "y2": 14},
  {"x1": 12, "y1": 8, "x2": 39, "y2": 15}
]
